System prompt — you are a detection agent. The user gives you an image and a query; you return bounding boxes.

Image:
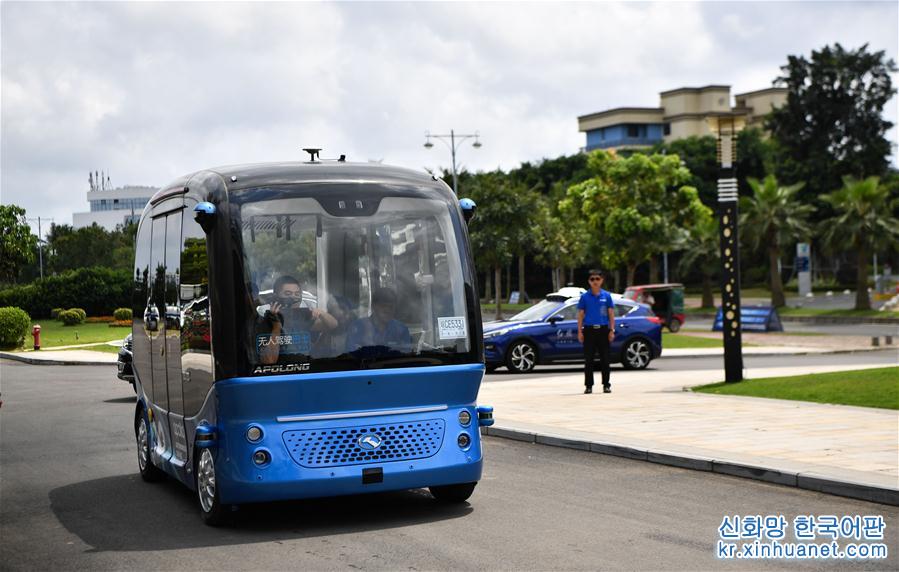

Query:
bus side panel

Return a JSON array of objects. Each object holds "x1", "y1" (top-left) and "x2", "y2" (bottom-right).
[{"x1": 212, "y1": 363, "x2": 485, "y2": 504}]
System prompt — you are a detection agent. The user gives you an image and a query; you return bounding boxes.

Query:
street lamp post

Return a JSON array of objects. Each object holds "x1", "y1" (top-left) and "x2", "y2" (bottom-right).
[
  {"x1": 708, "y1": 114, "x2": 746, "y2": 383},
  {"x1": 423, "y1": 129, "x2": 482, "y2": 195}
]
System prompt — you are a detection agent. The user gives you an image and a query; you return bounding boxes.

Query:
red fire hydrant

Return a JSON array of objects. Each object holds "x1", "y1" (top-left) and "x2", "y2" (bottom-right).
[{"x1": 32, "y1": 324, "x2": 41, "y2": 351}]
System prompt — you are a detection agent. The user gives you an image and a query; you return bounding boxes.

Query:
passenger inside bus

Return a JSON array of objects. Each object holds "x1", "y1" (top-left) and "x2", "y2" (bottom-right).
[
  {"x1": 346, "y1": 288, "x2": 411, "y2": 356},
  {"x1": 257, "y1": 275, "x2": 337, "y2": 364}
]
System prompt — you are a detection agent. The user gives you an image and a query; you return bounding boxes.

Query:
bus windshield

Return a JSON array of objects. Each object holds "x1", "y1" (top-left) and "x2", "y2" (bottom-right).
[{"x1": 237, "y1": 193, "x2": 471, "y2": 374}]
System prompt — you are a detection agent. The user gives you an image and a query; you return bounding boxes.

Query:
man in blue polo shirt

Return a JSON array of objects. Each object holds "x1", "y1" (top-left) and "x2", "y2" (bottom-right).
[{"x1": 577, "y1": 269, "x2": 615, "y2": 394}]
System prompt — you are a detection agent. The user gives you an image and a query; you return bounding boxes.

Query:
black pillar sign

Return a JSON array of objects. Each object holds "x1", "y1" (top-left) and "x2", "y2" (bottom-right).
[{"x1": 717, "y1": 169, "x2": 744, "y2": 382}]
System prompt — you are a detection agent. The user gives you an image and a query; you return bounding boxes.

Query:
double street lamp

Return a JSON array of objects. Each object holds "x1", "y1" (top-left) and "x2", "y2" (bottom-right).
[
  {"x1": 423, "y1": 130, "x2": 482, "y2": 195},
  {"x1": 708, "y1": 114, "x2": 746, "y2": 383}
]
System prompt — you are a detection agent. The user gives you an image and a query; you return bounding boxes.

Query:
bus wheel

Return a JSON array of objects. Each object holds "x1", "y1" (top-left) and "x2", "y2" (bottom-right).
[
  {"x1": 429, "y1": 482, "x2": 477, "y2": 503},
  {"x1": 196, "y1": 448, "x2": 231, "y2": 526},
  {"x1": 136, "y1": 414, "x2": 165, "y2": 482},
  {"x1": 506, "y1": 341, "x2": 537, "y2": 373},
  {"x1": 667, "y1": 318, "x2": 681, "y2": 333}
]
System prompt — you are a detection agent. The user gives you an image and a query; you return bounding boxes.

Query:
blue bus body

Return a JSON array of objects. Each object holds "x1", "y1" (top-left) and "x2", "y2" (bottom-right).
[{"x1": 130, "y1": 161, "x2": 489, "y2": 523}]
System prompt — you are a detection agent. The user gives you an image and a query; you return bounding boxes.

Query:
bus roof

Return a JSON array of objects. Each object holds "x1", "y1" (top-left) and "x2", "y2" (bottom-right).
[{"x1": 149, "y1": 161, "x2": 443, "y2": 204}]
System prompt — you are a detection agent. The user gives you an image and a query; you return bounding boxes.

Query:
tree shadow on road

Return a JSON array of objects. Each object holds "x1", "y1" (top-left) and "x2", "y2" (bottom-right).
[{"x1": 49, "y1": 474, "x2": 472, "y2": 552}]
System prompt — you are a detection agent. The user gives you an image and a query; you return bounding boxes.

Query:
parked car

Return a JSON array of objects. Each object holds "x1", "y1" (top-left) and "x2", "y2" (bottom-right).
[
  {"x1": 484, "y1": 292, "x2": 662, "y2": 373},
  {"x1": 621, "y1": 283, "x2": 685, "y2": 332},
  {"x1": 117, "y1": 333, "x2": 135, "y2": 391}
]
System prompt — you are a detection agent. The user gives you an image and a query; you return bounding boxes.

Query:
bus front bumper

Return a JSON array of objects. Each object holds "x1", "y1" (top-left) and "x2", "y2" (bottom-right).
[{"x1": 213, "y1": 411, "x2": 484, "y2": 505}]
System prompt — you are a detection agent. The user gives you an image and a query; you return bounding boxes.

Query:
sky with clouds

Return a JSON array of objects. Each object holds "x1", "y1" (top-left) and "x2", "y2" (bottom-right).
[{"x1": 2, "y1": 1, "x2": 897, "y2": 231}]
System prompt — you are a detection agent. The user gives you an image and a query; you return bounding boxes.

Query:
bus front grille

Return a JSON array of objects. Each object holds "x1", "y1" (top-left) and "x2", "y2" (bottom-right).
[{"x1": 282, "y1": 419, "x2": 446, "y2": 468}]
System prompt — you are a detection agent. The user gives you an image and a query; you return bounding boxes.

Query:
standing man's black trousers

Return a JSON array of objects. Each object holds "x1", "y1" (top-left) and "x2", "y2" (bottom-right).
[{"x1": 583, "y1": 326, "x2": 611, "y2": 389}]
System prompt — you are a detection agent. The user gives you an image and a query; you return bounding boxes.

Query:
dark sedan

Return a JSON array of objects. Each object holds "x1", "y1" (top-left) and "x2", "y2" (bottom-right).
[
  {"x1": 117, "y1": 333, "x2": 135, "y2": 390},
  {"x1": 483, "y1": 292, "x2": 662, "y2": 373}
]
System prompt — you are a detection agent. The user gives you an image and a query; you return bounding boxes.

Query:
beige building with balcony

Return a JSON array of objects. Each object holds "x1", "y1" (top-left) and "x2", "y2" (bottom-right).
[{"x1": 578, "y1": 85, "x2": 787, "y2": 151}]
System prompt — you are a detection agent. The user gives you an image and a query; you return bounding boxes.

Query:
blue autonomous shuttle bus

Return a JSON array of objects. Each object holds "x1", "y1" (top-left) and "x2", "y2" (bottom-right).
[{"x1": 131, "y1": 156, "x2": 492, "y2": 525}]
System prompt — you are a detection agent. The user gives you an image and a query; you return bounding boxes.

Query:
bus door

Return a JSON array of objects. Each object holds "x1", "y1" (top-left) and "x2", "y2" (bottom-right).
[
  {"x1": 148, "y1": 215, "x2": 171, "y2": 458},
  {"x1": 164, "y1": 210, "x2": 190, "y2": 466}
]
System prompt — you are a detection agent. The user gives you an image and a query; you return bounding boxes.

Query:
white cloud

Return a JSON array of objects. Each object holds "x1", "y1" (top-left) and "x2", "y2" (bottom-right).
[{"x1": 1, "y1": 1, "x2": 896, "y2": 231}]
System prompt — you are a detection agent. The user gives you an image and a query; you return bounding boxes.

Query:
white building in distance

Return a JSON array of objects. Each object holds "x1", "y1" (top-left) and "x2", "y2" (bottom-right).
[{"x1": 72, "y1": 173, "x2": 156, "y2": 230}]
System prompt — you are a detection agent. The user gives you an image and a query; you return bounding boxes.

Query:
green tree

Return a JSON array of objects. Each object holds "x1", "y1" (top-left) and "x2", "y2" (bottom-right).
[
  {"x1": 651, "y1": 136, "x2": 718, "y2": 206},
  {"x1": 739, "y1": 175, "x2": 813, "y2": 307},
  {"x1": 819, "y1": 176, "x2": 899, "y2": 310},
  {"x1": 466, "y1": 171, "x2": 537, "y2": 319},
  {"x1": 534, "y1": 187, "x2": 591, "y2": 292},
  {"x1": 0, "y1": 205, "x2": 38, "y2": 284},
  {"x1": 768, "y1": 43, "x2": 897, "y2": 205},
  {"x1": 676, "y1": 209, "x2": 718, "y2": 308},
  {"x1": 650, "y1": 129, "x2": 776, "y2": 208},
  {"x1": 565, "y1": 150, "x2": 706, "y2": 287}
]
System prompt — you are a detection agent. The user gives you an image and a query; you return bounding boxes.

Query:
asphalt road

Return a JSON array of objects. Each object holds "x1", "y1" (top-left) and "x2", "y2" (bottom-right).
[
  {"x1": 2, "y1": 360, "x2": 897, "y2": 571},
  {"x1": 486, "y1": 348, "x2": 899, "y2": 381}
]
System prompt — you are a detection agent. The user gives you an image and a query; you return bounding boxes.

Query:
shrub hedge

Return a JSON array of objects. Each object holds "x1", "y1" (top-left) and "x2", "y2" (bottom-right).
[
  {"x1": 113, "y1": 307, "x2": 133, "y2": 321},
  {"x1": 0, "y1": 307, "x2": 32, "y2": 348},
  {"x1": 59, "y1": 309, "x2": 85, "y2": 326},
  {"x1": 0, "y1": 267, "x2": 131, "y2": 319}
]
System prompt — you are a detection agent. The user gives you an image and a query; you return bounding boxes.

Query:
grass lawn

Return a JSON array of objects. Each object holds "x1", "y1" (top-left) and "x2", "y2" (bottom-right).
[
  {"x1": 662, "y1": 333, "x2": 725, "y2": 349},
  {"x1": 693, "y1": 367, "x2": 899, "y2": 410},
  {"x1": 25, "y1": 320, "x2": 129, "y2": 349},
  {"x1": 778, "y1": 307, "x2": 899, "y2": 318},
  {"x1": 683, "y1": 306, "x2": 899, "y2": 319},
  {"x1": 42, "y1": 343, "x2": 122, "y2": 354},
  {"x1": 480, "y1": 301, "x2": 535, "y2": 314}
]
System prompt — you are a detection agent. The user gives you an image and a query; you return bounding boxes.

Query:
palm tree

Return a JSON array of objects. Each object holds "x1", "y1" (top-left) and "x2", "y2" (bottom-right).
[
  {"x1": 740, "y1": 175, "x2": 813, "y2": 307},
  {"x1": 677, "y1": 214, "x2": 718, "y2": 308},
  {"x1": 820, "y1": 176, "x2": 899, "y2": 310}
]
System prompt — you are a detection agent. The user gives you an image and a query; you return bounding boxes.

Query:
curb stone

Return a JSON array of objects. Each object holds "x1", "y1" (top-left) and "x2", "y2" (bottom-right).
[
  {"x1": 482, "y1": 425, "x2": 899, "y2": 506},
  {"x1": 0, "y1": 352, "x2": 114, "y2": 367}
]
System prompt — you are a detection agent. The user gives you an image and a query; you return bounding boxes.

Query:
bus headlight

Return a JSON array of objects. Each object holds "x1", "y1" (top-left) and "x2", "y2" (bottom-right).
[
  {"x1": 458, "y1": 410, "x2": 472, "y2": 427},
  {"x1": 457, "y1": 432, "x2": 471, "y2": 449},
  {"x1": 246, "y1": 425, "x2": 263, "y2": 443}
]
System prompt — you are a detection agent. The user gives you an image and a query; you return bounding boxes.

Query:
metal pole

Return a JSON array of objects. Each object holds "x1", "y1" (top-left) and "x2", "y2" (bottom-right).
[
  {"x1": 450, "y1": 129, "x2": 458, "y2": 195},
  {"x1": 38, "y1": 217, "x2": 44, "y2": 280},
  {"x1": 717, "y1": 121, "x2": 743, "y2": 383},
  {"x1": 663, "y1": 252, "x2": 669, "y2": 283}
]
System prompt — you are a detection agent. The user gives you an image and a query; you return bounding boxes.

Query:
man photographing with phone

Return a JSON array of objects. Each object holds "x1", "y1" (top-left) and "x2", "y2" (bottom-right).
[
  {"x1": 258, "y1": 275, "x2": 338, "y2": 364},
  {"x1": 577, "y1": 269, "x2": 615, "y2": 394}
]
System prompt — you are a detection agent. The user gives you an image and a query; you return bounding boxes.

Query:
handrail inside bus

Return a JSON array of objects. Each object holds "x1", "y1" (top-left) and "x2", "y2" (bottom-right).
[{"x1": 276, "y1": 404, "x2": 449, "y2": 423}]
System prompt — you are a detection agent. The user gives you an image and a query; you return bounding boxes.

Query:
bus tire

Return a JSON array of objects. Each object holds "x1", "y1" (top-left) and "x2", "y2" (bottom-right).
[
  {"x1": 135, "y1": 413, "x2": 165, "y2": 483},
  {"x1": 195, "y1": 448, "x2": 232, "y2": 526},
  {"x1": 429, "y1": 482, "x2": 477, "y2": 503}
]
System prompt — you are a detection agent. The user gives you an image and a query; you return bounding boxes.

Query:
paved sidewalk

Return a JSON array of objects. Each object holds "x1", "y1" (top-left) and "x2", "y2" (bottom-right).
[
  {"x1": 480, "y1": 361, "x2": 899, "y2": 504},
  {"x1": 0, "y1": 349, "x2": 116, "y2": 365}
]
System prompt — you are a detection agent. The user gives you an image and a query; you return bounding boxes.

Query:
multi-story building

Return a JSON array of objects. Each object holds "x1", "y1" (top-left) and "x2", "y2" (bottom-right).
[
  {"x1": 72, "y1": 182, "x2": 157, "y2": 230},
  {"x1": 577, "y1": 85, "x2": 787, "y2": 152}
]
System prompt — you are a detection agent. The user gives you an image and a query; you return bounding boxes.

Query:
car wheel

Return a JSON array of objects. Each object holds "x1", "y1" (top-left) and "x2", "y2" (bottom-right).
[
  {"x1": 506, "y1": 340, "x2": 537, "y2": 373},
  {"x1": 136, "y1": 413, "x2": 165, "y2": 482},
  {"x1": 196, "y1": 448, "x2": 232, "y2": 526},
  {"x1": 667, "y1": 318, "x2": 681, "y2": 333},
  {"x1": 622, "y1": 339, "x2": 652, "y2": 370},
  {"x1": 430, "y1": 482, "x2": 477, "y2": 503}
]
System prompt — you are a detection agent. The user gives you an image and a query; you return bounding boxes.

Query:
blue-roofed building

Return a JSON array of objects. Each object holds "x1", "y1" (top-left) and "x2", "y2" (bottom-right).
[{"x1": 578, "y1": 85, "x2": 786, "y2": 152}]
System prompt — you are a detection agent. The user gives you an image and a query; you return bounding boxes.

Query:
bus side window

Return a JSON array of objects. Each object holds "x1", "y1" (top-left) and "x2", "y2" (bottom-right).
[
  {"x1": 181, "y1": 205, "x2": 212, "y2": 417},
  {"x1": 132, "y1": 219, "x2": 153, "y2": 401},
  {"x1": 149, "y1": 216, "x2": 167, "y2": 407}
]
